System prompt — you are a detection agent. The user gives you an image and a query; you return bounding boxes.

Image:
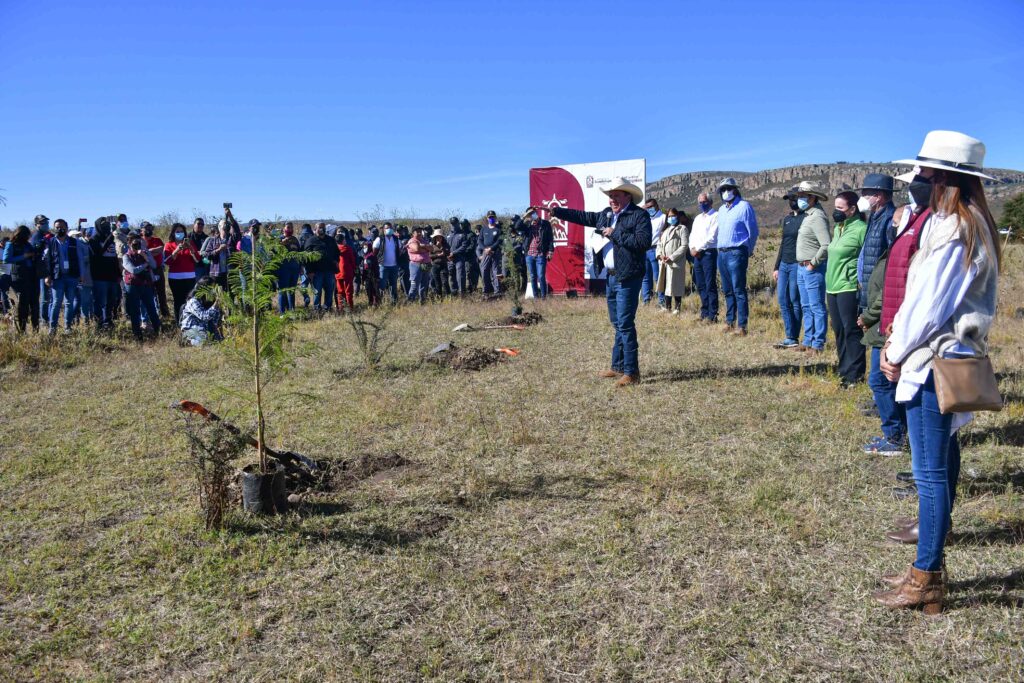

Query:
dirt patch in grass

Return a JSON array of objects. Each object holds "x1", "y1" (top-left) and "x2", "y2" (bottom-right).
[
  {"x1": 426, "y1": 343, "x2": 505, "y2": 371},
  {"x1": 326, "y1": 452, "x2": 412, "y2": 489},
  {"x1": 486, "y1": 311, "x2": 544, "y2": 327}
]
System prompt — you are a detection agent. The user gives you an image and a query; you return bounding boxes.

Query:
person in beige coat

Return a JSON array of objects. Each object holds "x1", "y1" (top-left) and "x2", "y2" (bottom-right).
[{"x1": 655, "y1": 208, "x2": 691, "y2": 314}]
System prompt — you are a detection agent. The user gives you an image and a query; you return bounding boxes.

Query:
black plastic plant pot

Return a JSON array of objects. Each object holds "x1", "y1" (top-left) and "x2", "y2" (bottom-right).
[{"x1": 240, "y1": 462, "x2": 290, "y2": 515}]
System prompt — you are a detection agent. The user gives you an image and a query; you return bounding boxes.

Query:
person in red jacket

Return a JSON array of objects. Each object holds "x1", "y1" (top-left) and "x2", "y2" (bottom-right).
[
  {"x1": 335, "y1": 229, "x2": 357, "y2": 310},
  {"x1": 163, "y1": 223, "x2": 201, "y2": 322}
]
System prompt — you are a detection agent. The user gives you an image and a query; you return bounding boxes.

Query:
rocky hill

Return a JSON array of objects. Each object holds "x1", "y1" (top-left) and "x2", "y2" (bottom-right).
[{"x1": 647, "y1": 162, "x2": 1024, "y2": 228}]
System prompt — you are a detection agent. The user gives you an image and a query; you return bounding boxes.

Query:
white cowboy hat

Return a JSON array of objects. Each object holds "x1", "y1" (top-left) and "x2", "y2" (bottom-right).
[
  {"x1": 893, "y1": 130, "x2": 995, "y2": 180},
  {"x1": 431, "y1": 229, "x2": 444, "y2": 239},
  {"x1": 600, "y1": 177, "x2": 645, "y2": 205},
  {"x1": 792, "y1": 180, "x2": 829, "y2": 200}
]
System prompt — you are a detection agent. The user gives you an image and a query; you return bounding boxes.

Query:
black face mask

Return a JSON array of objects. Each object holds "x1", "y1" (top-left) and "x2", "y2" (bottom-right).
[
  {"x1": 788, "y1": 200, "x2": 799, "y2": 212},
  {"x1": 908, "y1": 174, "x2": 933, "y2": 209},
  {"x1": 56, "y1": 228, "x2": 68, "y2": 238},
  {"x1": 832, "y1": 210, "x2": 848, "y2": 224}
]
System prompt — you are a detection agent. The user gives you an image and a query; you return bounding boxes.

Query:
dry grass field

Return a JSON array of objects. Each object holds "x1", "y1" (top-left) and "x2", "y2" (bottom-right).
[{"x1": 2, "y1": 246, "x2": 1023, "y2": 681}]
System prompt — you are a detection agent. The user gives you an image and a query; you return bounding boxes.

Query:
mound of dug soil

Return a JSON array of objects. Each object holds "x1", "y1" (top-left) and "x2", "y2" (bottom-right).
[
  {"x1": 487, "y1": 312, "x2": 544, "y2": 327},
  {"x1": 425, "y1": 342, "x2": 505, "y2": 371}
]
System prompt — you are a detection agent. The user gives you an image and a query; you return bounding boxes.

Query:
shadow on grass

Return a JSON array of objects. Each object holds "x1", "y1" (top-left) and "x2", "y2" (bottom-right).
[
  {"x1": 959, "y1": 468, "x2": 1024, "y2": 496},
  {"x1": 644, "y1": 362, "x2": 834, "y2": 384},
  {"x1": 452, "y1": 471, "x2": 630, "y2": 510},
  {"x1": 949, "y1": 568, "x2": 1024, "y2": 609},
  {"x1": 227, "y1": 512, "x2": 453, "y2": 552},
  {"x1": 333, "y1": 359, "x2": 430, "y2": 380},
  {"x1": 949, "y1": 524, "x2": 1024, "y2": 546},
  {"x1": 963, "y1": 420, "x2": 1024, "y2": 448}
]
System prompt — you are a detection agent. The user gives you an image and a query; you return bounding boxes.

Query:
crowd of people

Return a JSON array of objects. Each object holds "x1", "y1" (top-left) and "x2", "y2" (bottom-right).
[{"x1": 0, "y1": 129, "x2": 1005, "y2": 614}]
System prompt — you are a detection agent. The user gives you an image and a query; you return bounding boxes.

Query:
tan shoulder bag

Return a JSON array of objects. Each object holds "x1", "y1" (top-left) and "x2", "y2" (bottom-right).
[{"x1": 931, "y1": 354, "x2": 1003, "y2": 414}]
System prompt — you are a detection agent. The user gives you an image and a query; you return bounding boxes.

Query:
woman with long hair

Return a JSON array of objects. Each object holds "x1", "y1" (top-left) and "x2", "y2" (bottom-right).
[
  {"x1": 2, "y1": 225, "x2": 40, "y2": 332},
  {"x1": 874, "y1": 131, "x2": 1002, "y2": 614},
  {"x1": 825, "y1": 190, "x2": 868, "y2": 387},
  {"x1": 163, "y1": 222, "x2": 200, "y2": 322}
]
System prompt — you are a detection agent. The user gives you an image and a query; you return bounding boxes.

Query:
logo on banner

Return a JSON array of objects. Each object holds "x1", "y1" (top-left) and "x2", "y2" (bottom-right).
[
  {"x1": 585, "y1": 175, "x2": 594, "y2": 188},
  {"x1": 541, "y1": 193, "x2": 569, "y2": 245}
]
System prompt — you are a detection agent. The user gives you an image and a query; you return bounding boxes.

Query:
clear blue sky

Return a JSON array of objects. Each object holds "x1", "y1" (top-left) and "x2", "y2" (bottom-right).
[{"x1": 2, "y1": 0, "x2": 1023, "y2": 226}]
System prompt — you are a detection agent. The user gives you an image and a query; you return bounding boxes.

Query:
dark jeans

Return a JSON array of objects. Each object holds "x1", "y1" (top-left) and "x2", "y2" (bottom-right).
[
  {"x1": 432, "y1": 262, "x2": 451, "y2": 297},
  {"x1": 605, "y1": 274, "x2": 643, "y2": 376},
  {"x1": 168, "y1": 277, "x2": 196, "y2": 324},
  {"x1": 692, "y1": 249, "x2": 718, "y2": 321},
  {"x1": 13, "y1": 278, "x2": 40, "y2": 332},
  {"x1": 869, "y1": 346, "x2": 906, "y2": 442},
  {"x1": 125, "y1": 284, "x2": 160, "y2": 339},
  {"x1": 276, "y1": 263, "x2": 300, "y2": 312},
  {"x1": 907, "y1": 372, "x2": 961, "y2": 572},
  {"x1": 480, "y1": 252, "x2": 502, "y2": 295},
  {"x1": 827, "y1": 291, "x2": 865, "y2": 384},
  {"x1": 92, "y1": 279, "x2": 119, "y2": 328},
  {"x1": 776, "y1": 261, "x2": 802, "y2": 343},
  {"x1": 525, "y1": 254, "x2": 547, "y2": 298},
  {"x1": 641, "y1": 248, "x2": 664, "y2": 305},
  {"x1": 311, "y1": 271, "x2": 336, "y2": 311},
  {"x1": 48, "y1": 275, "x2": 78, "y2": 332},
  {"x1": 0, "y1": 273, "x2": 11, "y2": 314},
  {"x1": 155, "y1": 271, "x2": 169, "y2": 317},
  {"x1": 448, "y1": 259, "x2": 468, "y2": 295},
  {"x1": 717, "y1": 247, "x2": 749, "y2": 329},
  {"x1": 379, "y1": 265, "x2": 400, "y2": 304}
]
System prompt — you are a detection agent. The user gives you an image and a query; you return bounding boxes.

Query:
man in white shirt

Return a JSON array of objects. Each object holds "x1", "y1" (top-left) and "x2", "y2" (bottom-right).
[
  {"x1": 689, "y1": 192, "x2": 720, "y2": 323},
  {"x1": 641, "y1": 199, "x2": 666, "y2": 307}
]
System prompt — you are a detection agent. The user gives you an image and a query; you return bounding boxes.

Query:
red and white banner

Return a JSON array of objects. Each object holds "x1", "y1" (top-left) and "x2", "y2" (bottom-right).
[{"x1": 528, "y1": 158, "x2": 645, "y2": 295}]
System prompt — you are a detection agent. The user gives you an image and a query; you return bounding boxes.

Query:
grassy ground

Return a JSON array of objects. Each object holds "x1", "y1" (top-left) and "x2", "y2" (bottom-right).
[{"x1": 2, "y1": 249, "x2": 1024, "y2": 681}]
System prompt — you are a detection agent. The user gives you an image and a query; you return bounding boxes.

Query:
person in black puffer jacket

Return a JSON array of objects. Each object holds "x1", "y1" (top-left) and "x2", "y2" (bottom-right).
[
  {"x1": 301, "y1": 222, "x2": 340, "y2": 312},
  {"x1": 550, "y1": 178, "x2": 652, "y2": 386},
  {"x1": 855, "y1": 173, "x2": 897, "y2": 311}
]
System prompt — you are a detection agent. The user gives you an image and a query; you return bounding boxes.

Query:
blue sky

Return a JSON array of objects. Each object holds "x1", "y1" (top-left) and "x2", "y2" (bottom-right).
[{"x1": 1, "y1": 0, "x2": 1023, "y2": 226}]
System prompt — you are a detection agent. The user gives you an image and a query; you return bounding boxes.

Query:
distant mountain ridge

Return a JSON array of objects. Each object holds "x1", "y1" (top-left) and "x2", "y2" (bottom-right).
[{"x1": 647, "y1": 162, "x2": 1024, "y2": 227}]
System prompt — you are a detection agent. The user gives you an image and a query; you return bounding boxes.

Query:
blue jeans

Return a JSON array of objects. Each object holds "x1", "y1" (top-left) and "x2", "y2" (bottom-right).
[
  {"x1": 311, "y1": 271, "x2": 335, "y2": 311},
  {"x1": 692, "y1": 249, "x2": 718, "y2": 321},
  {"x1": 407, "y1": 262, "x2": 429, "y2": 303},
  {"x1": 605, "y1": 274, "x2": 643, "y2": 376},
  {"x1": 380, "y1": 265, "x2": 400, "y2": 304},
  {"x1": 641, "y1": 248, "x2": 664, "y2": 305},
  {"x1": 776, "y1": 262, "x2": 802, "y2": 343},
  {"x1": 276, "y1": 263, "x2": 300, "y2": 312},
  {"x1": 93, "y1": 280, "x2": 119, "y2": 327},
  {"x1": 70, "y1": 284, "x2": 92, "y2": 325},
  {"x1": 124, "y1": 284, "x2": 160, "y2": 338},
  {"x1": 907, "y1": 372, "x2": 961, "y2": 572},
  {"x1": 525, "y1": 254, "x2": 547, "y2": 298},
  {"x1": 48, "y1": 276, "x2": 79, "y2": 331},
  {"x1": 717, "y1": 248, "x2": 749, "y2": 329},
  {"x1": 869, "y1": 346, "x2": 906, "y2": 442},
  {"x1": 796, "y1": 263, "x2": 827, "y2": 349}
]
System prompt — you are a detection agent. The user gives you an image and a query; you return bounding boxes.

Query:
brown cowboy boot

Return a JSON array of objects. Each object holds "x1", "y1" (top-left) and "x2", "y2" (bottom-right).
[
  {"x1": 615, "y1": 374, "x2": 640, "y2": 387},
  {"x1": 886, "y1": 522, "x2": 919, "y2": 544},
  {"x1": 598, "y1": 369, "x2": 623, "y2": 379},
  {"x1": 873, "y1": 566, "x2": 945, "y2": 615},
  {"x1": 881, "y1": 559, "x2": 946, "y2": 588}
]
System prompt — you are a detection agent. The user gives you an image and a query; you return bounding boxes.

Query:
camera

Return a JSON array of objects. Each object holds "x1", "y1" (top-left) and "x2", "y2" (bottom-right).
[{"x1": 223, "y1": 202, "x2": 233, "y2": 209}]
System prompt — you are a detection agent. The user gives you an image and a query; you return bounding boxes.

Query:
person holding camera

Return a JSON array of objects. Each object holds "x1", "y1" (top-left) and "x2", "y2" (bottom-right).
[
  {"x1": 164, "y1": 223, "x2": 201, "y2": 322},
  {"x1": 515, "y1": 209, "x2": 554, "y2": 299},
  {"x1": 122, "y1": 235, "x2": 161, "y2": 340},
  {"x1": 180, "y1": 276, "x2": 223, "y2": 346}
]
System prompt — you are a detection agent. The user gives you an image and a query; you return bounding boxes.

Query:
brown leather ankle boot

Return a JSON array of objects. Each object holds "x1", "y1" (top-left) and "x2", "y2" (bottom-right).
[
  {"x1": 873, "y1": 566, "x2": 945, "y2": 615},
  {"x1": 886, "y1": 522, "x2": 919, "y2": 544},
  {"x1": 880, "y1": 560, "x2": 946, "y2": 588}
]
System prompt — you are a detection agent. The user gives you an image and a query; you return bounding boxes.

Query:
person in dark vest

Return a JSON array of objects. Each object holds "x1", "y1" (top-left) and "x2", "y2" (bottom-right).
[
  {"x1": 42, "y1": 219, "x2": 82, "y2": 333},
  {"x1": 772, "y1": 188, "x2": 804, "y2": 348},
  {"x1": 551, "y1": 178, "x2": 652, "y2": 386},
  {"x1": 476, "y1": 210, "x2": 503, "y2": 295},
  {"x1": 856, "y1": 173, "x2": 898, "y2": 311}
]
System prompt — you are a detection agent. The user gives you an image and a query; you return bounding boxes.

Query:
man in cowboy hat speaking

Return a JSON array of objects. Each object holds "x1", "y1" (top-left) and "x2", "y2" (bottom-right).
[{"x1": 546, "y1": 178, "x2": 652, "y2": 386}]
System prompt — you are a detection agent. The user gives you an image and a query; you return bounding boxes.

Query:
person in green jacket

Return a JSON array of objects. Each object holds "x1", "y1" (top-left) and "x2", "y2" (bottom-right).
[{"x1": 826, "y1": 191, "x2": 868, "y2": 387}]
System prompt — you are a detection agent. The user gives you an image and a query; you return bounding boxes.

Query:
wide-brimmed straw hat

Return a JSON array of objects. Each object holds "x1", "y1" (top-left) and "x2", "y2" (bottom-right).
[
  {"x1": 893, "y1": 130, "x2": 995, "y2": 181},
  {"x1": 600, "y1": 177, "x2": 645, "y2": 205},
  {"x1": 792, "y1": 180, "x2": 828, "y2": 200}
]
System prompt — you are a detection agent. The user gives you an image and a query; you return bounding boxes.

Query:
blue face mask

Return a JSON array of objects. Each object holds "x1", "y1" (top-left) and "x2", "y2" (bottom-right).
[
  {"x1": 667, "y1": 217, "x2": 678, "y2": 226},
  {"x1": 647, "y1": 207, "x2": 657, "y2": 217},
  {"x1": 796, "y1": 198, "x2": 810, "y2": 211},
  {"x1": 699, "y1": 202, "x2": 711, "y2": 213},
  {"x1": 385, "y1": 228, "x2": 394, "y2": 236},
  {"x1": 488, "y1": 218, "x2": 496, "y2": 225}
]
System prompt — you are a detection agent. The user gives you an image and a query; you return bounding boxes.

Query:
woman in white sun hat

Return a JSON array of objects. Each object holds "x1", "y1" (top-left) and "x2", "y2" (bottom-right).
[{"x1": 873, "y1": 131, "x2": 1002, "y2": 615}]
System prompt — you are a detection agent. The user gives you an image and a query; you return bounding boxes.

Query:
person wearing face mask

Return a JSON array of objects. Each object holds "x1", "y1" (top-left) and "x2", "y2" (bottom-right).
[
  {"x1": 122, "y1": 235, "x2": 160, "y2": 341},
  {"x1": 163, "y1": 223, "x2": 201, "y2": 322},
  {"x1": 5, "y1": 225, "x2": 41, "y2": 332},
  {"x1": 276, "y1": 222, "x2": 302, "y2": 312},
  {"x1": 141, "y1": 221, "x2": 169, "y2": 318},
  {"x1": 641, "y1": 199, "x2": 667, "y2": 308},
  {"x1": 30, "y1": 214, "x2": 53, "y2": 326},
  {"x1": 465, "y1": 219, "x2": 480, "y2": 293},
  {"x1": 872, "y1": 131, "x2": 1002, "y2": 615},
  {"x1": 655, "y1": 208, "x2": 690, "y2": 315},
  {"x1": 302, "y1": 222, "x2": 341, "y2": 313},
  {"x1": 550, "y1": 178, "x2": 652, "y2": 387},
  {"x1": 515, "y1": 208, "x2": 554, "y2": 299},
  {"x1": 446, "y1": 217, "x2": 470, "y2": 296},
  {"x1": 189, "y1": 218, "x2": 210, "y2": 279},
  {"x1": 855, "y1": 174, "x2": 898, "y2": 312},
  {"x1": 42, "y1": 219, "x2": 82, "y2": 334},
  {"x1": 772, "y1": 189, "x2": 805, "y2": 348},
  {"x1": 372, "y1": 222, "x2": 402, "y2": 305},
  {"x1": 476, "y1": 210, "x2": 503, "y2": 296},
  {"x1": 334, "y1": 229, "x2": 358, "y2": 310},
  {"x1": 688, "y1": 192, "x2": 719, "y2": 324},
  {"x1": 825, "y1": 191, "x2": 868, "y2": 387},
  {"x1": 714, "y1": 178, "x2": 759, "y2": 336},
  {"x1": 793, "y1": 181, "x2": 832, "y2": 354},
  {"x1": 201, "y1": 218, "x2": 234, "y2": 291}
]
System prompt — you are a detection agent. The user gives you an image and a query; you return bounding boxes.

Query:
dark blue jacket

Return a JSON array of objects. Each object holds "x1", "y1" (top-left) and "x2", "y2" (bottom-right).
[
  {"x1": 858, "y1": 201, "x2": 896, "y2": 309},
  {"x1": 447, "y1": 228, "x2": 472, "y2": 261},
  {"x1": 512, "y1": 217, "x2": 554, "y2": 256},
  {"x1": 476, "y1": 225, "x2": 502, "y2": 258},
  {"x1": 44, "y1": 236, "x2": 82, "y2": 280},
  {"x1": 552, "y1": 202, "x2": 652, "y2": 281}
]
